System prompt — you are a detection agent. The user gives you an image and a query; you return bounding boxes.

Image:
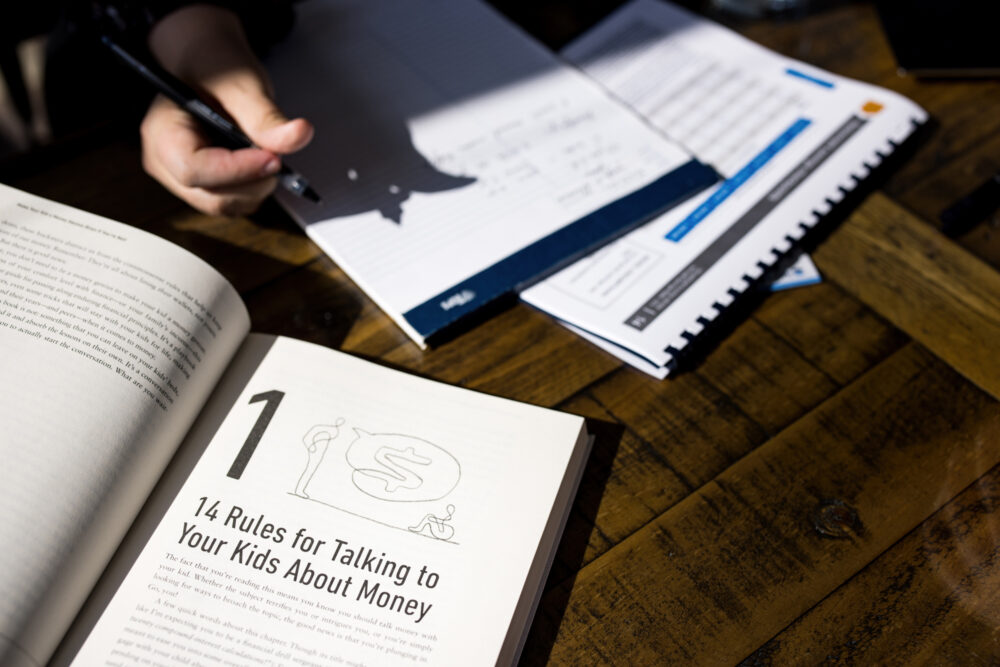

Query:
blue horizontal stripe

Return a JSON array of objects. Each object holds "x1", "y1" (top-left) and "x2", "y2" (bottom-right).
[
  {"x1": 785, "y1": 68, "x2": 835, "y2": 88},
  {"x1": 666, "y1": 118, "x2": 811, "y2": 242}
]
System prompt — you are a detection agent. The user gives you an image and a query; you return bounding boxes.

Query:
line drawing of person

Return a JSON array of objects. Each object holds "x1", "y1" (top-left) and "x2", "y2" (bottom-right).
[
  {"x1": 408, "y1": 504, "x2": 456, "y2": 541},
  {"x1": 295, "y1": 419, "x2": 345, "y2": 498}
]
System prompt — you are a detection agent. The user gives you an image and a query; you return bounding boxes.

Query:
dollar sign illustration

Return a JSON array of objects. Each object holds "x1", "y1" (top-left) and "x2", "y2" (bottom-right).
[
  {"x1": 357, "y1": 446, "x2": 432, "y2": 493},
  {"x1": 347, "y1": 429, "x2": 460, "y2": 502}
]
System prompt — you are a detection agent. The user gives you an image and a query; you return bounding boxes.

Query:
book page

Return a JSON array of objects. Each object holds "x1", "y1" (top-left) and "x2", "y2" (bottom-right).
[
  {"x1": 521, "y1": 0, "x2": 926, "y2": 374},
  {"x1": 268, "y1": 0, "x2": 712, "y2": 343},
  {"x1": 72, "y1": 335, "x2": 587, "y2": 666},
  {"x1": 0, "y1": 184, "x2": 250, "y2": 666}
]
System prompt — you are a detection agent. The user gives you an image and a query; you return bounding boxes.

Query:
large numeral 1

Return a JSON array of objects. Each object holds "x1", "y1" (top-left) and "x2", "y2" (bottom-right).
[{"x1": 227, "y1": 390, "x2": 285, "y2": 479}]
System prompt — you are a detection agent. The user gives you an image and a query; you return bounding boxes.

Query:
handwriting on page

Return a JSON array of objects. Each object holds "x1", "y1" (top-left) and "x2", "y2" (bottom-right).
[
  {"x1": 428, "y1": 102, "x2": 656, "y2": 205},
  {"x1": 343, "y1": 89, "x2": 674, "y2": 283}
]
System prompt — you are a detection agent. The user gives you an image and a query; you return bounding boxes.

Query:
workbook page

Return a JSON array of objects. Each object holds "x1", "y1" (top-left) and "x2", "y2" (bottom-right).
[
  {"x1": 72, "y1": 335, "x2": 588, "y2": 666},
  {"x1": 522, "y1": 0, "x2": 926, "y2": 374},
  {"x1": 269, "y1": 0, "x2": 709, "y2": 344},
  {"x1": 0, "y1": 184, "x2": 250, "y2": 666}
]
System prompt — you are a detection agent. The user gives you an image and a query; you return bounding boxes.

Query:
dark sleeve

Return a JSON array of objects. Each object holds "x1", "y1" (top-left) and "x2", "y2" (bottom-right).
[
  {"x1": 44, "y1": 1, "x2": 295, "y2": 137},
  {"x1": 208, "y1": 1, "x2": 297, "y2": 53},
  {"x1": 97, "y1": 1, "x2": 295, "y2": 53}
]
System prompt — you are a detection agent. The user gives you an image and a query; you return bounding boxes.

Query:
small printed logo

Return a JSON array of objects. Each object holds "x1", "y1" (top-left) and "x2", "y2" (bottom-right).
[{"x1": 440, "y1": 289, "x2": 475, "y2": 311}]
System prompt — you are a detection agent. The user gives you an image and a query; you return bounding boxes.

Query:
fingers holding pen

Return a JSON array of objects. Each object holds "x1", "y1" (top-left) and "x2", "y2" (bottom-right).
[
  {"x1": 140, "y1": 95, "x2": 282, "y2": 216},
  {"x1": 197, "y1": 70, "x2": 315, "y2": 156},
  {"x1": 141, "y1": 4, "x2": 314, "y2": 216}
]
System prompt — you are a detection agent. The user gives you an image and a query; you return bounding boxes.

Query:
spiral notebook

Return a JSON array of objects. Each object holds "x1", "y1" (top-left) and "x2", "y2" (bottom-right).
[{"x1": 521, "y1": 0, "x2": 928, "y2": 378}]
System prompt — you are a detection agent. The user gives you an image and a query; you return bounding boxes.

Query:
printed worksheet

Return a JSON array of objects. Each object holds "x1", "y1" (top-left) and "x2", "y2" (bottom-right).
[
  {"x1": 268, "y1": 0, "x2": 713, "y2": 345},
  {"x1": 521, "y1": 0, "x2": 926, "y2": 376}
]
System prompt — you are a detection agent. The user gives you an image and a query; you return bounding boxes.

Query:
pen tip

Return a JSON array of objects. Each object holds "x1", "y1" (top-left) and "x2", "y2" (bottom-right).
[{"x1": 303, "y1": 186, "x2": 322, "y2": 203}]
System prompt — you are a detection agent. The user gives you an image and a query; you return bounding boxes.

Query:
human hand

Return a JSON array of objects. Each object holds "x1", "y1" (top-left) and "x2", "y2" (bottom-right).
[{"x1": 141, "y1": 5, "x2": 313, "y2": 216}]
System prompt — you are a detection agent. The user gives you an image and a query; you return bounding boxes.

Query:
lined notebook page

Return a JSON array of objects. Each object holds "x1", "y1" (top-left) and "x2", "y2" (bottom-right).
[{"x1": 268, "y1": 0, "x2": 698, "y2": 326}]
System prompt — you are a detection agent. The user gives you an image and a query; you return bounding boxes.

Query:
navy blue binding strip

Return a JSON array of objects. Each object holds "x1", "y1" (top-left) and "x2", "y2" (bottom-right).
[{"x1": 402, "y1": 159, "x2": 718, "y2": 340}]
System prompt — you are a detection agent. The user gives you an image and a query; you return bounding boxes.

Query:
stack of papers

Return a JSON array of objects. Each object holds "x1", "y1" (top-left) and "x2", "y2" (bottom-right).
[
  {"x1": 522, "y1": 0, "x2": 926, "y2": 377},
  {"x1": 268, "y1": 0, "x2": 925, "y2": 378},
  {"x1": 268, "y1": 0, "x2": 715, "y2": 347}
]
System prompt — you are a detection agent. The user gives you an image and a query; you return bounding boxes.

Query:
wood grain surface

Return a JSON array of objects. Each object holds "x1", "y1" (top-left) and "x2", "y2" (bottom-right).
[
  {"x1": 527, "y1": 345, "x2": 1000, "y2": 664},
  {"x1": 5, "y1": 1, "x2": 1000, "y2": 663},
  {"x1": 815, "y1": 192, "x2": 1000, "y2": 401}
]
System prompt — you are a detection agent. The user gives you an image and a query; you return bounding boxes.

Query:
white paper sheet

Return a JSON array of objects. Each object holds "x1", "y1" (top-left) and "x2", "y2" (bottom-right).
[{"x1": 0, "y1": 184, "x2": 249, "y2": 666}]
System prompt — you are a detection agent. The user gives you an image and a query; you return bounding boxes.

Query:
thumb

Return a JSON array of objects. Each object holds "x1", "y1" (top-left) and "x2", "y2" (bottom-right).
[{"x1": 207, "y1": 71, "x2": 314, "y2": 155}]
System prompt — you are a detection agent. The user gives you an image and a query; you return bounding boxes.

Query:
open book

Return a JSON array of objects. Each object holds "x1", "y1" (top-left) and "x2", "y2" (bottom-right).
[
  {"x1": 267, "y1": 0, "x2": 716, "y2": 347},
  {"x1": 0, "y1": 184, "x2": 591, "y2": 667},
  {"x1": 521, "y1": 0, "x2": 928, "y2": 377}
]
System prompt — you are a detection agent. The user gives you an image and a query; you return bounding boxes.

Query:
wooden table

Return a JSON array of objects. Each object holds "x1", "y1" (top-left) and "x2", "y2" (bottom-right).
[{"x1": 8, "y1": 2, "x2": 1000, "y2": 663}]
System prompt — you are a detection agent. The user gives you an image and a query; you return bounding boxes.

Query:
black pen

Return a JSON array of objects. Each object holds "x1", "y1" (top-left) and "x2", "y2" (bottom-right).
[{"x1": 100, "y1": 33, "x2": 321, "y2": 204}]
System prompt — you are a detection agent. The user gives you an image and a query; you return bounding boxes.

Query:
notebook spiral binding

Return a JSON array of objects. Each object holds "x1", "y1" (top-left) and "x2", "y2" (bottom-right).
[{"x1": 661, "y1": 114, "x2": 928, "y2": 375}]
